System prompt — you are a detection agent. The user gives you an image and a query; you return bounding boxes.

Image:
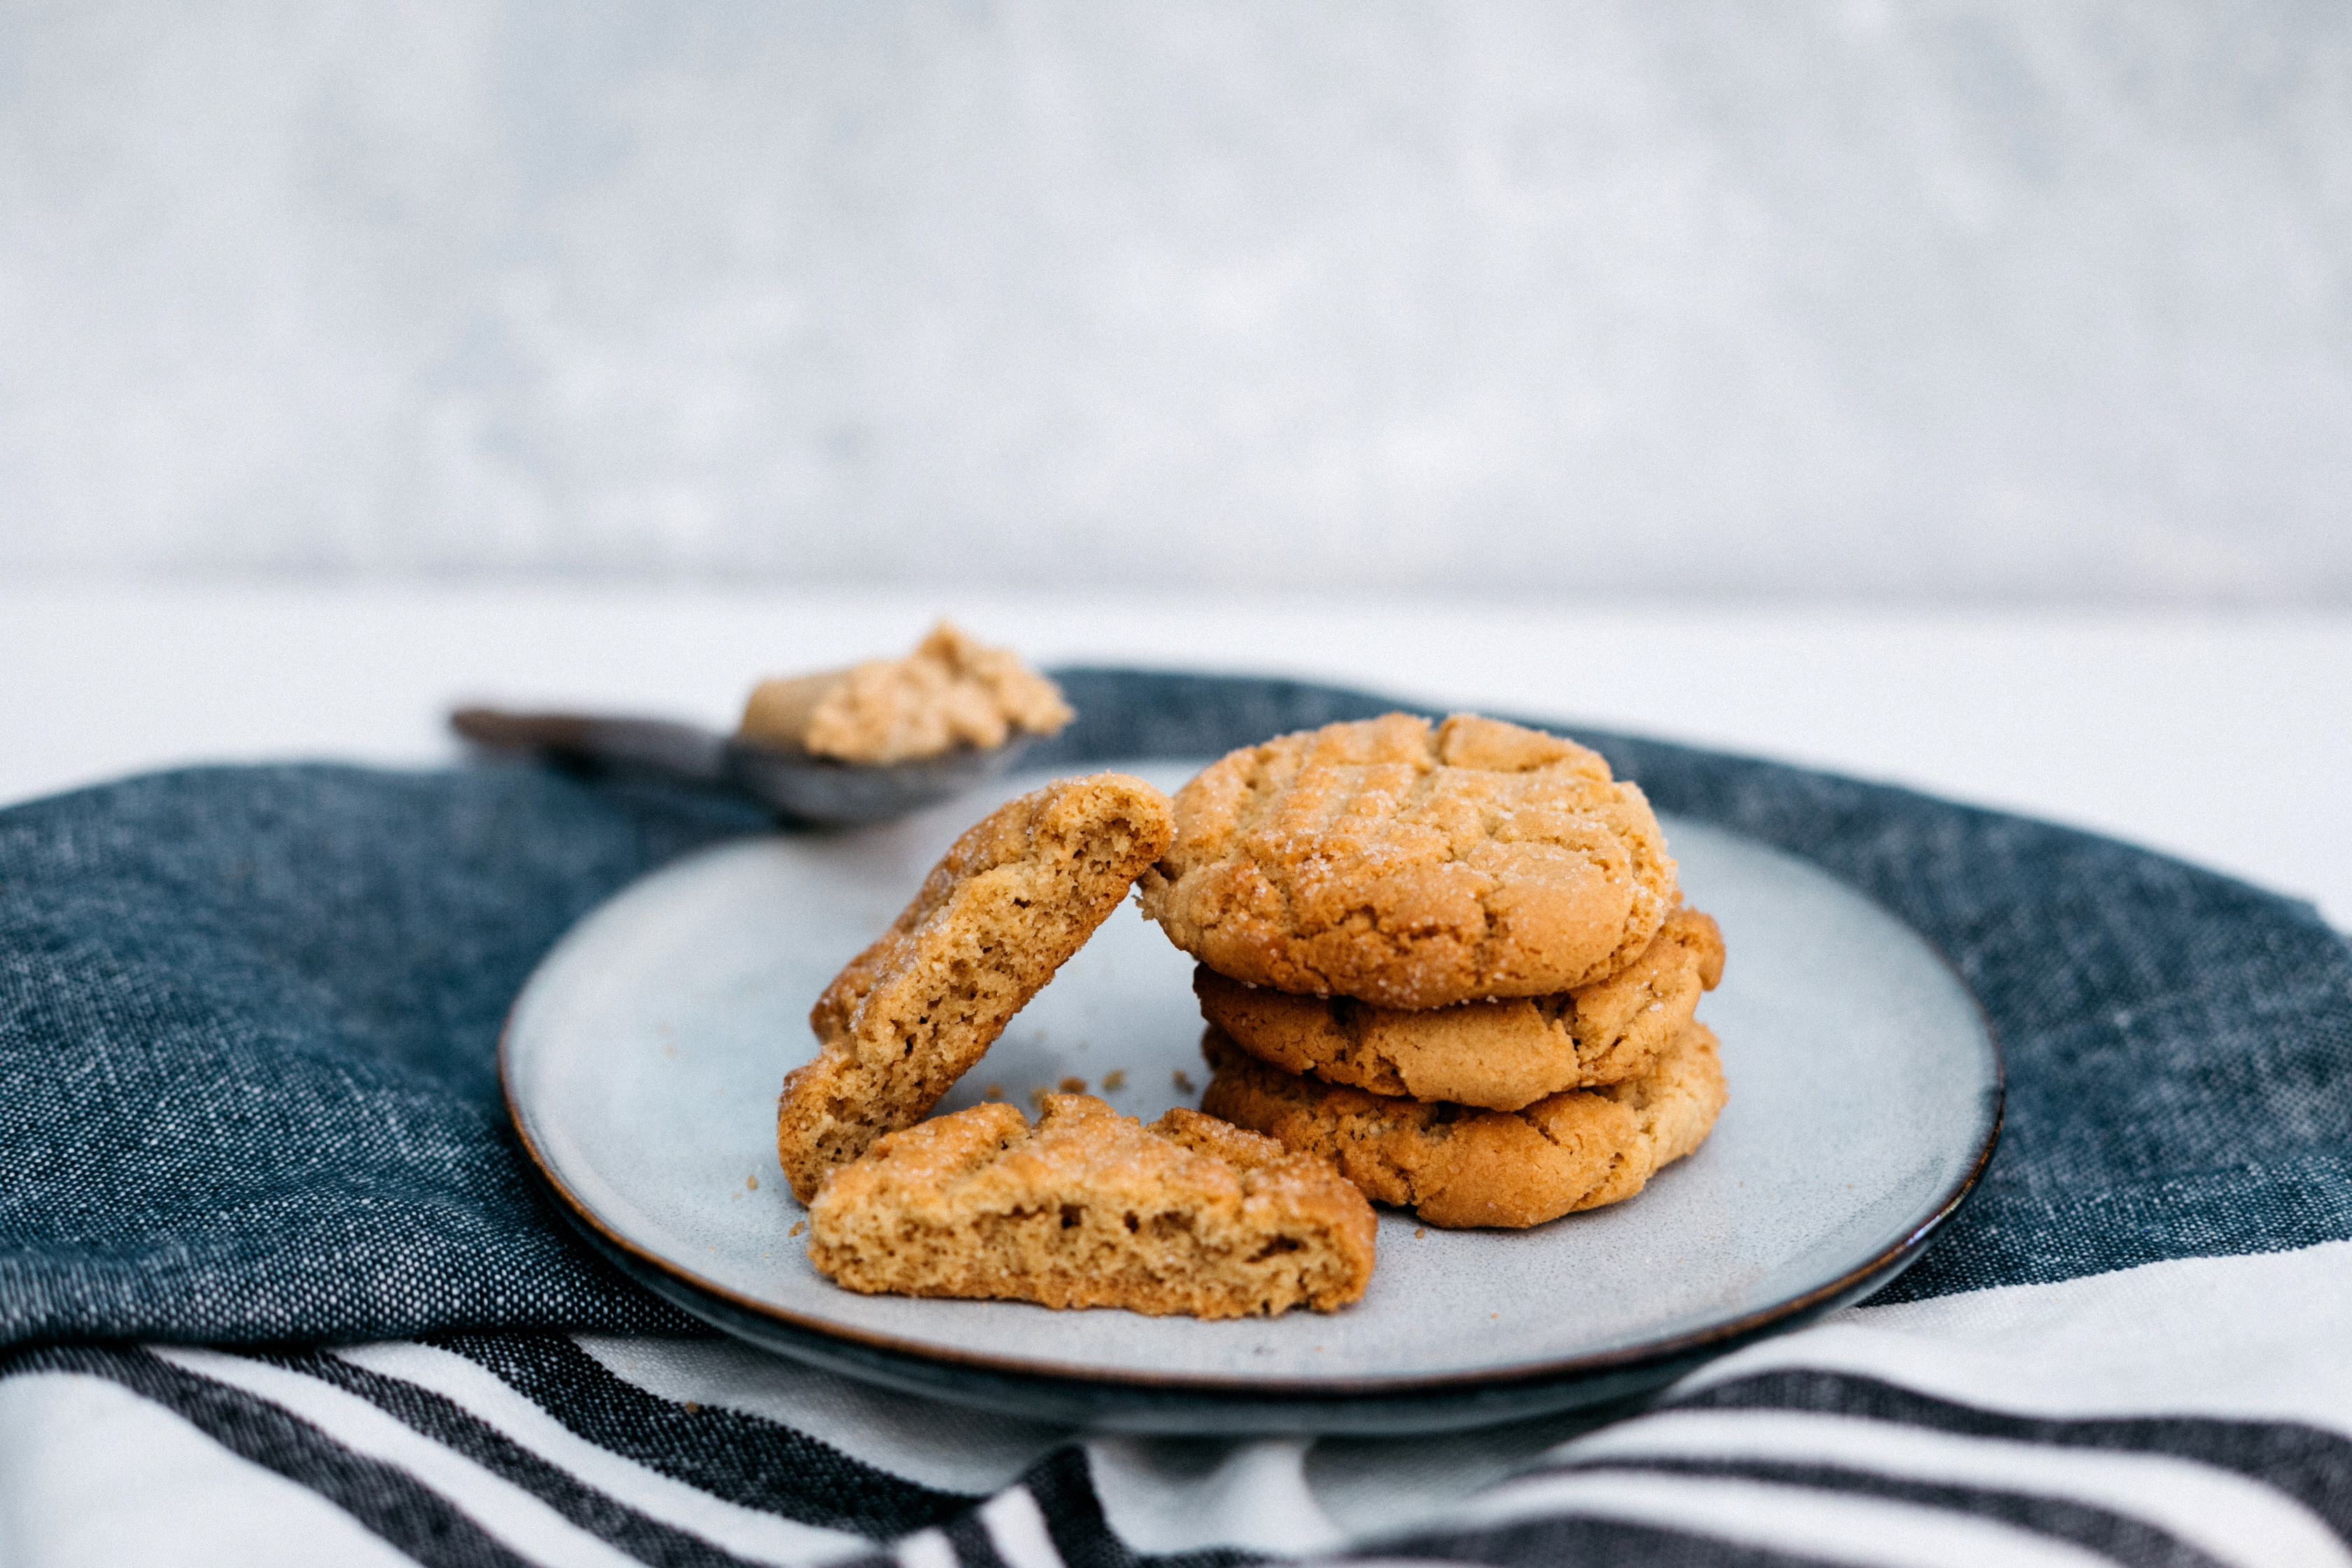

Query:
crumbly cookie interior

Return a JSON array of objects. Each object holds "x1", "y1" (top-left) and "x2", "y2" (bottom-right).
[
  {"x1": 806, "y1": 1096, "x2": 1376, "y2": 1317},
  {"x1": 776, "y1": 773, "x2": 1173, "y2": 1201}
]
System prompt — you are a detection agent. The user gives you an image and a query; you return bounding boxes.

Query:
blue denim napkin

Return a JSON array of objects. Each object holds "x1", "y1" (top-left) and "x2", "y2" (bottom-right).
[{"x1": 2, "y1": 670, "x2": 2345, "y2": 1348}]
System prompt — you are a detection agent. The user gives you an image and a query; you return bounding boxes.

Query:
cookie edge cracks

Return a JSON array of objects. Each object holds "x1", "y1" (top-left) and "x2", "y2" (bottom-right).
[{"x1": 1138, "y1": 713, "x2": 1680, "y2": 1008}]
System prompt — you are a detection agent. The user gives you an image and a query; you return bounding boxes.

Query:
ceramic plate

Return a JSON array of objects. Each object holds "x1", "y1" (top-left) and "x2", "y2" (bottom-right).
[{"x1": 503, "y1": 762, "x2": 2001, "y2": 1434}]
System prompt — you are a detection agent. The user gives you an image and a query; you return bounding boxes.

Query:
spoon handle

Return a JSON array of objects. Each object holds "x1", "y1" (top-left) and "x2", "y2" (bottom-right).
[{"x1": 449, "y1": 707, "x2": 729, "y2": 785}]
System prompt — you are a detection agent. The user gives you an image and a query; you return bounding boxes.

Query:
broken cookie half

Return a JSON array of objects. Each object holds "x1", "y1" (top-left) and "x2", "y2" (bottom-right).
[
  {"x1": 776, "y1": 771, "x2": 1175, "y2": 1201},
  {"x1": 807, "y1": 1096, "x2": 1377, "y2": 1317}
]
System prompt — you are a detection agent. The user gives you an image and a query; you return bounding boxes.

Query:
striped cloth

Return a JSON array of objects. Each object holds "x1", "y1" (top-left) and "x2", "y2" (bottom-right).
[
  {"x1": 3, "y1": 671, "x2": 2347, "y2": 1566},
  {"x1": 9, "y1": 1243, "x2": 2349, "y2": 1565}
]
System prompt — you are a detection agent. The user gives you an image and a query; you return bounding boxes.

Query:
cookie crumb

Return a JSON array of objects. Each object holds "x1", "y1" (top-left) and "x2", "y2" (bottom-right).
[
  {"x1": 1415, "y1": 1226, "x2": 1427, "y2": 1238},
  {"x1": 1102, "y1": 1070, "x2": 1126, "y2": 1091},
  {"x1": 983, "y1": 1084, "x2": 1004, "y2": 1100},
  {"x1": 684, "y1": 1401, "x2": 701, "y2": 1413},
  {"x1": 1172, "y1": 1070, "x2": 1197, "y2": 1093},
  {"x1": 789, "y1": 1221, "x2": 806, "y2": 1237},
  {"x1": 1059, "y1": 1075, "x2": 1087, "y2": 1093},
  {"x1": 1029, "y1": 1086, "x2": 1052, "y2": 1112},
  {"x1": 746, "y1": 1175, "x2": 758, "y2": 1190}
]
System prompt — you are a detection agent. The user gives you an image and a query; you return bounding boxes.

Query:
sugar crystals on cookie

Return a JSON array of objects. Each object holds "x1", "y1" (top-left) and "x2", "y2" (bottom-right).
[{"x1": 1138, "y1": 713, "x2": 1679, "y2": 1009}]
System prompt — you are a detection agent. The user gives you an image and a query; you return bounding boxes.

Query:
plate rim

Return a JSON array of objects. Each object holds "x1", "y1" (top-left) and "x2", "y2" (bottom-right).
[{"x1": 500, "y1": 818, "x2": 2005, "y2": 1406}]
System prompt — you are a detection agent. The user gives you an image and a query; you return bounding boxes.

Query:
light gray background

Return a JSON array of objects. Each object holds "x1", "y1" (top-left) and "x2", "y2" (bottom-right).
[{"x1": 4, "y1": 2, "x2": 2347, "y2": 599}]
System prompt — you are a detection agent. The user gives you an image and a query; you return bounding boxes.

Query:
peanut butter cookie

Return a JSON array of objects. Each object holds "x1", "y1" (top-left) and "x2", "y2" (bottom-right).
[
  {"x1": 1198, "y1": 1020, "x2": 1727, "y2": 1229},
  {"x1": 1197, "y1": 906, "x2": 1724, "y2": 1111},
  {"x1": 806, "y1": 1095, "x2": 1376, "y2": 1317},
  {"x1": 776, "y1": 773, "x2": 1174, "y2": 1201},
  {"x1": 1137, "y1": 713, "x2": 1676, "y2": 1009}
]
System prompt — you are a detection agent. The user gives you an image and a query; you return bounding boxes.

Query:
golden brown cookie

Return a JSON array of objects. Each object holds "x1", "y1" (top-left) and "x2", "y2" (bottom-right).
[
  {"x1": 1137, "y1": 713, "x2": 1676, "y2": 1010},
  {"x1": 806, "y1": 1095, "x2": 1377, "y2": 1317},
  {"x1": 1198, "y1": 1020, "x2": 1727, "y2": 1229},
  {"x1": 776, "y1": 774, "x2": 1174, "y2": 1201},
  {"x1": 1197, "y1": 906, "x2": 1725, "y2": 1111}
]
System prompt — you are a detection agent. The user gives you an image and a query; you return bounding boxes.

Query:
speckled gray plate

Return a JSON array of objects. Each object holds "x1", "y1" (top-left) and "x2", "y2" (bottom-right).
[{"x1": 503, "y1": 761, "x2": 2001, "y2": 1434}]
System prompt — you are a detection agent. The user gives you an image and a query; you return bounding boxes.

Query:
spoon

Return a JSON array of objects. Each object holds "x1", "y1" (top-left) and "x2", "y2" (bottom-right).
[{"x1": 449, "y1": 707, "x2": 1034, "y2": 827}]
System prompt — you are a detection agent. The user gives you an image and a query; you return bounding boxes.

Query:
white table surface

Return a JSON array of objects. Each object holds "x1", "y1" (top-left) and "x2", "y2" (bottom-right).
[{"x1": 6, "y1": 581, "x2": 2347, "y2": 932}]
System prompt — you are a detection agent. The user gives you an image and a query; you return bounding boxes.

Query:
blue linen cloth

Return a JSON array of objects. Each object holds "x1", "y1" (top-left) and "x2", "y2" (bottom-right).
[{"x1": 1, "y1": 668, "x2": 2346, "y2": 1351}]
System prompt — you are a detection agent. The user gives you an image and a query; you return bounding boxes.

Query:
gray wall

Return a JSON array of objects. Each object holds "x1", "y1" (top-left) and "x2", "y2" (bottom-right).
[{"x1": 4, "y1": 1, "x2": 2346, "y2": 600}]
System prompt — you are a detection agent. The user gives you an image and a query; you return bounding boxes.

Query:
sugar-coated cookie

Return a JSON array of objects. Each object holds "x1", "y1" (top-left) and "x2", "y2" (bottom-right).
[{"x1": 1138, "y1": 713, "x2": 1676, "y2": 1009}]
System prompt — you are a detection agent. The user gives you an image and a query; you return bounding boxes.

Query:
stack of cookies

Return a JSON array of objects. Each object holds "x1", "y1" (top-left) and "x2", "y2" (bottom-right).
[{"x1": 1138, "y1": 713, "x2": 1730, "y2": 1229}]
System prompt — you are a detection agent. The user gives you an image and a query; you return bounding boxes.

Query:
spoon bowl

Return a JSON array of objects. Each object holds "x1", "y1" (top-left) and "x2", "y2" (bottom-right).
[
  {"x1": 718, "y1": 731, "x2": 1034, "y2": 825},
  {"x1": 449, "y1": 707, "x2": 1034, "y2": 827}
]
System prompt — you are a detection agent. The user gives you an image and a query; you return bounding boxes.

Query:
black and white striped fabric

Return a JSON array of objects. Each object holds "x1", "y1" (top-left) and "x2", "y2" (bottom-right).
[{"x1": 7, "y1": 1240, "x2": 2350, "y2": 1566}]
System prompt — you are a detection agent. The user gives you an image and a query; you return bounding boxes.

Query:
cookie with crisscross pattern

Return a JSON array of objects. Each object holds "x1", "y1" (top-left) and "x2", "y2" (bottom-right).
[{"x1": 1138, "y1": 713, "x2": 1676, "y2": 1010}]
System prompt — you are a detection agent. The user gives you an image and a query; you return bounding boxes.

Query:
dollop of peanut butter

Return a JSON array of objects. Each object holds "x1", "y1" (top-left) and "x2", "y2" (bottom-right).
[{"x1": 738, "y1": 621, "x2": 1074, "y2": 764}]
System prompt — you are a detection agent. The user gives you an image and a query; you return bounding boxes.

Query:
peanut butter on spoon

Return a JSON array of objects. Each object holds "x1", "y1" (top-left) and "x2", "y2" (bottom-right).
[{"x1": 740, "y1": 621, "x2": 1074, "y2": 766}]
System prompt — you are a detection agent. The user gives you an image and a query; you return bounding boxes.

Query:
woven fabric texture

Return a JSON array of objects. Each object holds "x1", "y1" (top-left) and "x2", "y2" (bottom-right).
[{"x1": 0, "y1": 668, "x2": 2344, "y2": 1348}]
